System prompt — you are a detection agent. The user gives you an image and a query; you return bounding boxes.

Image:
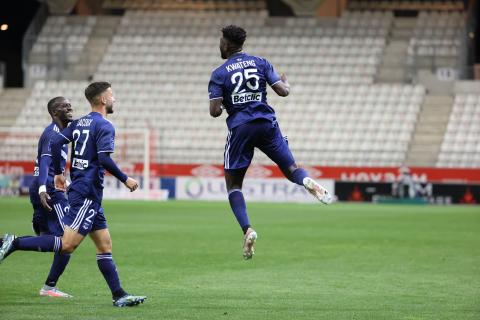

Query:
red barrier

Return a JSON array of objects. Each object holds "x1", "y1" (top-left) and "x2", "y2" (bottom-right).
[{"x1": 2, "y1": 161, "x2": 479, "y2": 183}]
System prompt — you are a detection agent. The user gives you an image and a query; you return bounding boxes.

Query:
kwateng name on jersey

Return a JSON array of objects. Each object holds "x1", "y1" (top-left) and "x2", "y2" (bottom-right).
[{"x1": 225, "y1": 59, "x2": 256, "y2": 72}]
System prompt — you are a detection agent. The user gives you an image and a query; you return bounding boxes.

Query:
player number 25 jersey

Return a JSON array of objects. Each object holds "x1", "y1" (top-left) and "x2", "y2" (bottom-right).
[{"x1": 208, "y1": 52, "x2": 282, "y2": 130}]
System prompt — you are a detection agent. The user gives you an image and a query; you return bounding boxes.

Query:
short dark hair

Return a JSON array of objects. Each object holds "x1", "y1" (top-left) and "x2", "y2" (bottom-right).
[
  {"x1": 85, "y1": 81, "x2": 111, "y2": 105},
  {"x1": 222, "y1": 25, "x2": 247, "y2": 47},
  {"x1": 47, "y1": 96, "x2": 66, "y2": 115}
]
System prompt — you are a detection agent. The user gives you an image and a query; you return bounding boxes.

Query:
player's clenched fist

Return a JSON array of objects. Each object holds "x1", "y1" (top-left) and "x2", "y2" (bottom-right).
[
  {"x1": 124, "y1": 177, "x2": 138, "y2": 192},
  {"x1": 54, "y1": 174, "x2": 67, "y2": 192}
]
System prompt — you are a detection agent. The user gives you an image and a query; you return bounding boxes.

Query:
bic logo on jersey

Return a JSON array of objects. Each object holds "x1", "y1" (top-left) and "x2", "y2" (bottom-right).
[
  {"x1": 230, "y1": 68, "x2": 261, "y2": 105},
  {"x1": 72, "y1": 158, "x2": 89, "y2": 170},
  {"x1": 232, "y1": 92, "x2": 262, "y2": 104}
]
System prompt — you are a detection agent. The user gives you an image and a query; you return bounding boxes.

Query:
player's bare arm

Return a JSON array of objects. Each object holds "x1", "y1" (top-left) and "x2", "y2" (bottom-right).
[
  {"x1": 124, "y1": 177, "x2": 139, "y2": 192},
  {"x1": 210, "y1": 98, "x2": 223, "y2": 117},
  {"x1": 39, "y1": 191, "x2": 52, "y2": 211},
  {"x1": 272, "y1": 73, "x2": 290, "y2": 97}
]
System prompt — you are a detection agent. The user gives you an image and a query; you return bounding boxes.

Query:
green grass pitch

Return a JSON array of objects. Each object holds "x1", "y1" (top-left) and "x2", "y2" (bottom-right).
[{"x1": 0, "y1": 197, "x2": 479, "y2": 320}]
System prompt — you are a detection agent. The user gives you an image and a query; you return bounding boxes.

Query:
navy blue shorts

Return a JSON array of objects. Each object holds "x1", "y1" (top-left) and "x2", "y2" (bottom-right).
[
  {"x1": 224, "y1": 118, "x2": 295, "y2": 171},
  {"x1": 31, "y1": 195, "x2": 68, "y2": 236},
  {"x1": 63, "y1": 191, "x2": 108, "y2": 236}
]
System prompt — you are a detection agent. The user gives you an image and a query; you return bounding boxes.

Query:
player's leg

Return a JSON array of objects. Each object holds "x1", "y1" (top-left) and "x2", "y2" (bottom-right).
[
  {"x1": 0, "y1": 232, "x2": 63, "y2": 263},
  {"x1": 226, "y1": 168, "x2": 257, "y2": 260},
  {"x1": 0, "y1": 196, "x2": 89, "y2": 262},
  {"x1": 0, "y1": 195, "x2": 89, "y2": 262},
  {"x1": 258, "y1": 120, "x2": 332, "y2": 204},
  {"x1": 224, "y1": 121, "x2": 261, "y2": 259},
  {"x1": 89, "y1": 209, "x2": 146, "y2": 307},
  {"x1": 225, "y1": 167, "x2": 250, "y2": 233},
  {"x1": 40, "y1": 199, "x2": 73, "y2": 298}
]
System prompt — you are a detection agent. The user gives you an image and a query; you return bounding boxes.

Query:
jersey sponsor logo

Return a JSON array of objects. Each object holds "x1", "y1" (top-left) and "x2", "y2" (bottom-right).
[
  {"x1": 77, "y1": 119, "x2": 93, "y2": 127},
  {"x1": 72, "y1": 158, "x2": 89, "y2": 170},
  {"x1": 231, "y1": 92, "x2": 262, "y2": 104}
]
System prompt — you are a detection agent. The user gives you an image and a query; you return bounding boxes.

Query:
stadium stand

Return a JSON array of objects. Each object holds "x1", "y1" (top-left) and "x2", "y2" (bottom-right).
[
  {"x1": 437, "y1": 94, "x2": 480, "y2": 168},
  {"x1": 29, "y1": 16, "x2": 96, "y2": 65},
  {"x1": 102, "y1": 0, "x2": 266, "y2": 10},
  {"x1": 348, "y1": 0, "x2": 465, "y2": 11},
  {"x1": 407, "y1": 11, "x2": 465, "y2": 71},
  {"x1": 1, "y1": 2, "x2": 477, "y2": 169}
]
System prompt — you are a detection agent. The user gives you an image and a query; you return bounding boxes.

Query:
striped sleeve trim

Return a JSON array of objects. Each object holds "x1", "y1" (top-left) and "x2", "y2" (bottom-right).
[
  {"x1": 59, "y1": 132, "x2": 71, "y2": 142},
  {"x1": 270, "y1": 80, "x2": 282, "y2": 87}
]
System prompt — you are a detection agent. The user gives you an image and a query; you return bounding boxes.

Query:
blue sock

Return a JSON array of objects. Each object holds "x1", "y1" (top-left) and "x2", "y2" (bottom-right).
[
  {"x1": 228, "y1": 189, "x2": 250, "y2": 233},
  {"x1": 96, "y1": 253, "x2": 126, "y2": 298},
  {"x1": 291, "y1": 168, "x2": 308, "y2": 186},
  {"x1": 14, "y1": 235, "x2": 62, "y2": 253},
  {"x1": 45, "y1": 253, "x2": 71, "y2": 287}
]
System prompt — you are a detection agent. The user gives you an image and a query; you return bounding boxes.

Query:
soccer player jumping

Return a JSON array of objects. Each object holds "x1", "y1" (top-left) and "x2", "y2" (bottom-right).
[
  {"x1": 0, "y1": 82, "x2": 146, "y2": 307},
  {"x1": 208, "y1": 25, "x2": 332, "y2": 260}
]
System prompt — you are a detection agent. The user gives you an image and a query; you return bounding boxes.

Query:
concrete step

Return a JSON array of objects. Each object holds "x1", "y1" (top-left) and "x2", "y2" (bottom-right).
[
  {"x1": 406, "y1": 94, "x2": 454, "y2": 167},
  {"x1": 423, "y1": 95, "x2": 454, "y2": 105},
  {"x1": 390, "y1": 28, "x2": 414, "y2": 39},
  {"x1": 380, "y1": 55, "x2": 406, "y2": 67},
  {"x1": 414, "y1": 126, "x2": 449, "y2": 134},
  {"x1": 416, "y1": 116, "x2": 450, "y2": 125},
  {"x1": 377, "y1": 67, "x2": 405, "y2": 82},
  {"x1": 409, "y1": 143, "x2": 441, "y2": 152},
  {"x1": 410, "y1": 134, "x2": 444, "y2": 143},
  {"x1": 1, "y1": 88, "x2": 30, "y2": 99},
  {"x1": 386, "y1": 40, "x2": 409, "y2": 51},
  {"x1": 0, "y1": 88, "x2": 31, "y2": 128},
  {"x1": 393, "y1": 17, "x2": 417, "y2": 28}
]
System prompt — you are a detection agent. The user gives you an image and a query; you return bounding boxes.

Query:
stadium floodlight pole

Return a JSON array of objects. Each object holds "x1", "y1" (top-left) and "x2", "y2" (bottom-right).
[{"x1": 143, "y1": 128, "x2": 150, "y2": 197}]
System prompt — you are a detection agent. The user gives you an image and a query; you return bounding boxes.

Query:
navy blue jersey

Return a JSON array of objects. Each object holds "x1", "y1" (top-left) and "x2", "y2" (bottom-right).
[
  {"x1": 56, "y1": 112, "x2": 116, "y2": 203},
  {"x1": 29, "y1": 123, "x2": 68, "y2": 203},
  {"x1": 208, "y1": 52, "x2": 281, "y2": 129}
]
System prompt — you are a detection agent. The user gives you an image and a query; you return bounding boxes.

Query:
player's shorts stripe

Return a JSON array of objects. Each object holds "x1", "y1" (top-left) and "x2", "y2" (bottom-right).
[
  {"x1": 209, "y1": 97, "x2": 223, "y2": 101},
  {"x1": 70, "y1": 199, "x2": 92, "y2": 230},
  {"x1": 97, "y1": 150, "x2": 114, "y2": 153},
  {"x1": 68, "y1": 199, "x2": 88, "y2": 229},
  {"x1": 53, "y1": 204, "x2": 65, "y2": 231},
  {"x1": 55, "y1": 203, "x2": 66, "y2": 230},
  {"x1": 40, "y1": 153, "x2": 52, "y2": 157},
  {"x1": 224, "y1": 130, "x2": 232, "y2": 169}
]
